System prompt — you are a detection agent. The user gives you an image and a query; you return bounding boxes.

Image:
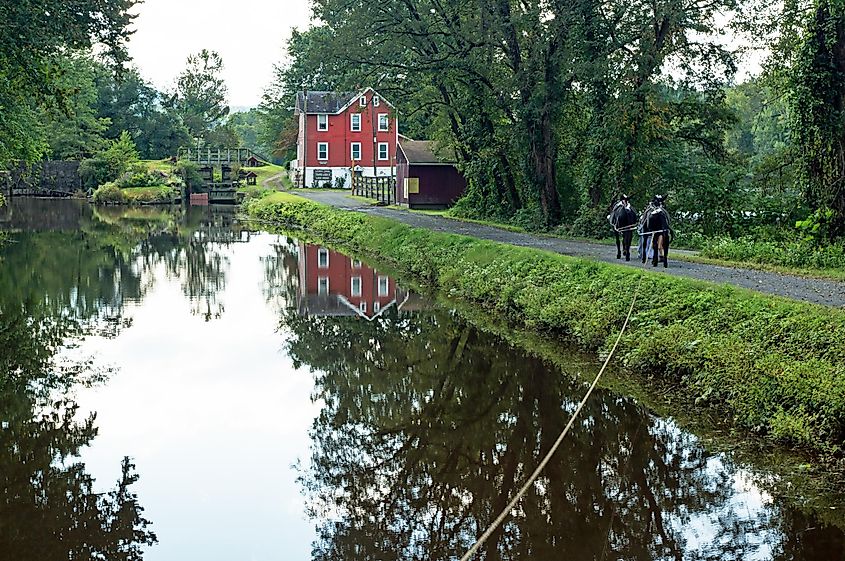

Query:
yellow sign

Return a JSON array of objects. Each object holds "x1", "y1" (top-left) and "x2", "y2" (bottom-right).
[{"x1": 408, "y1": 177, "x2": 420, "y2": 194}]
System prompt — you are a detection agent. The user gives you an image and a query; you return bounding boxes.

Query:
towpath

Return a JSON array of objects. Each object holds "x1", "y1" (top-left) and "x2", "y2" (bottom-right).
[{"x1": 292, "y1": 189, "x2": 845, "y2": 308}]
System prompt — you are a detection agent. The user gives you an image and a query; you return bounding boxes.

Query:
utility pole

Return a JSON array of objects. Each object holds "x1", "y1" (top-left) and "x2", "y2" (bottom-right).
[{"x1": 301, "y1": 86, "x2": 308, "y2": 188}]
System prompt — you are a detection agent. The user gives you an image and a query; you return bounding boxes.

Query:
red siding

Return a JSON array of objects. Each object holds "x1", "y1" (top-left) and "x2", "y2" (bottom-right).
[
  {"x1": 303, "y1": 91, "x2": 397, "y2": 170},
  {"x1": 300, "y1": 243, "x2": 397, "y2": 318}
]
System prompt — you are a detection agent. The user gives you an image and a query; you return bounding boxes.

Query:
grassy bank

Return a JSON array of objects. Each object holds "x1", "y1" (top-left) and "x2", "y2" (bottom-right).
[{"x1": 246, "y1": 193, "x2": 845, "y2": 457}]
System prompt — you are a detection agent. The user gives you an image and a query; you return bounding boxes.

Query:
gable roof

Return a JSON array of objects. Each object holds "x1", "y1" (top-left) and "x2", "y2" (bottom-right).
[
  {"x1": 295, "y1": 87, "x2": 395, "y2": 114},
  {"x1": 398, "y1": 140, "x2": 457, "y2": 165}
]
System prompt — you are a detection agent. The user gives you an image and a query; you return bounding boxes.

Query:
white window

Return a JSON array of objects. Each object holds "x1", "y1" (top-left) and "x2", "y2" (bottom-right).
[
  {"x1": 359, "y1": 96, "x2": 366, "y2": 107},
  {"x1": 318, "y1": 248, "x2": 329, "y2": 268},
  {"x1": 373, "y1": 302, "x2": 381, "y2": 313},
  {"x1": 350, "y1": 113, "x2": 361, "y2": 131},
  {"x1": 317, "y1": 142, "x2": 329, "y2": 161},
  {"x1": 351, "y1": 258, "x2": 362, "y2": 268},
  {"x1": 378, "y1": 113, "x2": 389, "y2": 131},
  {"x1": 317, "y1": 114, "x2": 328, "y2": 131},
  {"x1": 318, "y1": 277, "x2": 329, "y2": 295},
  {"x1": 378, "y1": 275, "x2": 389, "y2": 296},
  {"x1": 351, "y1": 276, "x2": 362, "y2": 297},
  {"x1": 378, "y1": 142, "x2": 389, "y2": 161},
  {"x1": 359, "y1": 302, "x2": 367, "y2": 313},
  {"x1": 351, "y1": 142, "x2": 361, "y2": 161},
  {"x1": 373, "y1": 95, "x2": 380, "y2": 106}
]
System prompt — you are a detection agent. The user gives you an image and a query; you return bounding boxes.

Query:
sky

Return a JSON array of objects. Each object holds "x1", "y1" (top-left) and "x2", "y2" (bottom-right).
[{"x1": 125, "y1": 0, "x2": 313, "y2": 109}]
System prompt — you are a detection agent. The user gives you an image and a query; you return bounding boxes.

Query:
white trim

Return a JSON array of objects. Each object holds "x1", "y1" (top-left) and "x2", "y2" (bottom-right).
[
  {"x1": 317, "y1": 142, "x2": 329, "y2": 161},
  {"x1": 351, "y1": 142, "x2": 361, "y2": 161},
  {"x1": 373, "y1": 95, "x2": 380, "y2": 106},
  {"x1": 378, "y1": 275, "x2": 389, "y2": 297},
  {"x1": 317, "y1": 248, "x2": 329, "y2": 268},
  {"x1": 351, "y1": 258, "x2": 362, "y2": 268},
  {"x1": 317, "y1": 276, "x2": 329, "y2": 294},
  {"x1": 336, "y1": 87, "x2": 397, "y2": 115},
  {"x1": 378, "y1": 113, "x2": 389, "y2": 131},
  {"x1": 359, "y1": 96, "x2": 366, "y2": 107},
  {"x1": 316, "y1": 113, "x2": 328, "y2": 131},
  {"x1": 359, "y1": 301, "x2": 367, "y2": 313},
  {"x1": 350, "y1": 113, "x2": 361, "y2": 131},
  {"x1": 351, "y1": 276, "x2": 362, "y2": 297},
  {"x1": 377, "y1": 142, "x2": 389, "y2": 161}
]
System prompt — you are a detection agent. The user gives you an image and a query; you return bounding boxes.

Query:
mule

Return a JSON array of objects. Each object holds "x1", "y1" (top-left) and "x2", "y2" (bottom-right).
[
  {"x1": 643, "y1": 205, "x2": 671, "y2": 268},
  {"x1": 609, "y1": 201, "x2": 638, "y2": 261}
]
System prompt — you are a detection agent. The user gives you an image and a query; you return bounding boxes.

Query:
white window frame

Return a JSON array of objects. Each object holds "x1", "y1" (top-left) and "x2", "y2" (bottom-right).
[
  {"x1": 378, "y1": 142, "x2": 389, "y2": 161},
  {"x1": 318, "y1": 248, "x2": 329, "y2": 268},
  {"x1": 318, "y1": 277, "x2": 329, "y2": 295},
  {"x1": 378, "y1": 113, "x2": 389, "y2": 131},
  {"x1": 373, "y1": 301, "x2": 381, "y2": 313},
  {"x1": 373, "y1": 95, "x2": 380, "y2": 106},
  {"x1": 359, "y1": 96, "x2": 366, "y2": 107},
  {"x1": 350, "y1": 113, "x2": 361, "y2": 131},
  {"x1": 359, "y1": 301, "x2": 367, "y2": 313},
  {"x1": 316, "y1": 114, "x2": 328, "y2": 131},
  {"x1": 351, "y1": 258, "x2": 362, "y2": 268},
  {"x1": 317, "y1": 142, "x2": 329, "y2": 161},
  {"x1": 351, "y1": 276, "x2": 362, "y2": 297},
  {"x1": 378, "y1": 275, "x2": 389, "y2": 296},
  {"x1": 351, "y1": 142, "x2": 361, "y2": 161}
]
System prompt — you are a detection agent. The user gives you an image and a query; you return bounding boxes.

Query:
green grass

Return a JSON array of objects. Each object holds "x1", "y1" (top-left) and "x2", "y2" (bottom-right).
[{"x1": 245, "y1": 194, "x2": 845, "y2": 457}]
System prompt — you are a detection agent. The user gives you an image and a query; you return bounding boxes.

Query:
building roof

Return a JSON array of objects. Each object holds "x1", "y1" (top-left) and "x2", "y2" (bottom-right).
[
  {"x1": 398, "y1": 140, "x2": 457, "y2": 165},
  {"x1": 295, "y1": 87, "x2": 394, "y2": 114}
]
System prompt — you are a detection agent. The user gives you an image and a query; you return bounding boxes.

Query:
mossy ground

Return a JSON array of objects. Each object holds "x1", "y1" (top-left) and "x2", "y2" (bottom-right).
[{"x1": 246, "y1": 192, "x2": 845, "y2": 458}]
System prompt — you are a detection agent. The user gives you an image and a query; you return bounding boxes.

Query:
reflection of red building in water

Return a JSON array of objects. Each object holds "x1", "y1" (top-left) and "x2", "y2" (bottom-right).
[{"x1": 298, "y1": 243, "x2": 409, "y2": 319}]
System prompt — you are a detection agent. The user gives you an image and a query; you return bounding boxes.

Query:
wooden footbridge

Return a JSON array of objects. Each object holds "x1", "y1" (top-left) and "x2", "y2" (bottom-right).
[{"x1": 177, "y1": 147, "x2": 269, "y2": 165}]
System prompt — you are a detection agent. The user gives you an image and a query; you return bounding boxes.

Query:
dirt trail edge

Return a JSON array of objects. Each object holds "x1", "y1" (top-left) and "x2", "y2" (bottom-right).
[{"x1": 293, "y1": 190, "x2": 845, "y2": 308}]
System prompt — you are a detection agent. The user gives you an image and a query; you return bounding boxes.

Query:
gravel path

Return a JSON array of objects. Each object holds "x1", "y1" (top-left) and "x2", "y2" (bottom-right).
[{"x1": 294, "y1": 190, "x2": 845, "y2": 308}]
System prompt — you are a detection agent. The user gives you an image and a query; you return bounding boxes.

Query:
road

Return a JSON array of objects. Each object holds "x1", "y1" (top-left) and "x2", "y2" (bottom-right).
[{"x1": 293, "y1": 189, "x2": 845, "y2": 308}]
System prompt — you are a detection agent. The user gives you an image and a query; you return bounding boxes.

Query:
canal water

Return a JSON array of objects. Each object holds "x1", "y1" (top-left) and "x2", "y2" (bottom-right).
[{"x1": 1, "y1": 199, "x2": 843, "y2": 560}]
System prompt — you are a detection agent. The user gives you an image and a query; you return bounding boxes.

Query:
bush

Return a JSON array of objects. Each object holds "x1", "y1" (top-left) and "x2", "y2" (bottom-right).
[
  {"x1": 91, "y1": 182, "x2": 126, "y2": 204},
  {"x1": 700, "y1": 236, "x2": 845, "y2": 271}
]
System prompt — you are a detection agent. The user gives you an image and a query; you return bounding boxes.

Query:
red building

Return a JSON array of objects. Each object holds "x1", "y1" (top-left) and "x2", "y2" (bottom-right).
[
  {"x1": 292, "y1": 88, "x2": 398, "y2": 189},
  {"x1": 297, "y1": 243, "x2": 408, "y2": 319},
  {"x1": 396, "y1": 138, "x2": 467, "y2": 209}
]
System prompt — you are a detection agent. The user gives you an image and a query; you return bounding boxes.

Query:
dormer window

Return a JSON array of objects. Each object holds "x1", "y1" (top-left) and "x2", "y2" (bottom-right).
[
  {"x1": 373, "y1": 95, "x2": 380, "y2": 107},
  {"x1": 317, "y1": 114, "x2": 328, "y2": 131},
  {"x1": 359, "y1": 96, "x2": 367, "y2": 107}
]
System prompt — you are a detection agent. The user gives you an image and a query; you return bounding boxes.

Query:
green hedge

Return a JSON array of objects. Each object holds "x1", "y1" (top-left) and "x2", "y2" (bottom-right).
[{"x1": 246, "y1": 194, "x2": 845, "y2": 455}]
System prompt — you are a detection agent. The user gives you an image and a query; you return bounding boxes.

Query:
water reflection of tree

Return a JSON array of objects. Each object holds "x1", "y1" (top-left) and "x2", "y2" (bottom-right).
[
  {"x1": 285, "y1": 307, "x2": 842, "y2": 560},
  {"x1": 261, "y1": 237, "x2": 301, "y2": 312},
  {"x1": 0, "y1": 304, "x2": 156, "y2": 559}
]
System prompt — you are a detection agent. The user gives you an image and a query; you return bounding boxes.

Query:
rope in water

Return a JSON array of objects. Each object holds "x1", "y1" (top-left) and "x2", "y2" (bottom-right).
[{"x1": 458, "y1": 276, "x2": 644, "y2": 561}]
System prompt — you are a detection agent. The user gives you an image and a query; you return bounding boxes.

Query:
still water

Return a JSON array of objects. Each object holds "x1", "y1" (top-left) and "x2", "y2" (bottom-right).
[{"x1": 1, "y1": 199, "x2": 843, "y2": 560}]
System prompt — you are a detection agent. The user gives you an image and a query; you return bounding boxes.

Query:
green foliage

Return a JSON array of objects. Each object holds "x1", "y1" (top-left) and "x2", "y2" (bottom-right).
[
  {"x1": 699, "y1": 235, "x2": 845, "y2": 271},
  {"x1": 789, "y1": 1, "x2": 845, "y2": 238},
  {"x1": 0, "y1": 0, "x2": 136, "y2": 166},
  {"x1": 168, "y1": 49, "x2": 229, "y2": 141},
  {"x1": 79, "y1": 131, "x2": 140, "y2": 188},
  {"x1": 246, "y1": 195, "x2": 845, "y2": 454},
  {"x1": 91, "y1": 182, "x2": 126, "y2": 204},
  {"x1": 174, "y1": 160, "x2": 203, "y2": 190}
]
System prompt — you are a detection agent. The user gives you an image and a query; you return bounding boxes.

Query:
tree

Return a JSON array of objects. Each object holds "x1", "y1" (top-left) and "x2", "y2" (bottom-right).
[
  {"x1": 789, "y1": 0, "x2": 845, "y2": 239},
  {"x1": 94, "y1": 65, "x2": 191, "y2": 159},
  {"x1": 168, "y1": 49, "x2": 230, "y2": 142},
  {"x1": 0, "y1": 0, "x2": 137, "y2": 166}
]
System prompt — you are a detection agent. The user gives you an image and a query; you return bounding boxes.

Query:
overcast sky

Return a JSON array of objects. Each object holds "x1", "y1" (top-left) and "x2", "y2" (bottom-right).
[{"x1": 126, "y1": 0, "x2": 313, "y2": 108}]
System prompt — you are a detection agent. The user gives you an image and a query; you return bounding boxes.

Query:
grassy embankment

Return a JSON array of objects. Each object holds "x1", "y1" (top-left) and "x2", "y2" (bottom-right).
[
  {"x1": 238, "y1": 163, "x2": 290, "y2": 200},
  {"x1": 246, "y1": 192, "x2": 845, "y2": 458},
  {"x1": 91, "y1": 159, "x2": 181, "y2": 204}
]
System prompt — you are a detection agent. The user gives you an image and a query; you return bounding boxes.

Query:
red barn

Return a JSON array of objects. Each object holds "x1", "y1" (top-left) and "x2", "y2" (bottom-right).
[
  {"x1": 396, "y1": 138, "x2": 466, "y2": 209},
  {"x1": 297, "y1": 243, "x2": 406, "y2": 319},
  {"x1": 292, "y1": 88, "x2": 398, "y2": 189}
]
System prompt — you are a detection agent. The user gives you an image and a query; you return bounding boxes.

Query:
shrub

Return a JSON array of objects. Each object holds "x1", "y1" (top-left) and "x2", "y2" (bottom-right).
[{"x1": 91, "y1": 182, "x2": 126, "y2": 204}]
